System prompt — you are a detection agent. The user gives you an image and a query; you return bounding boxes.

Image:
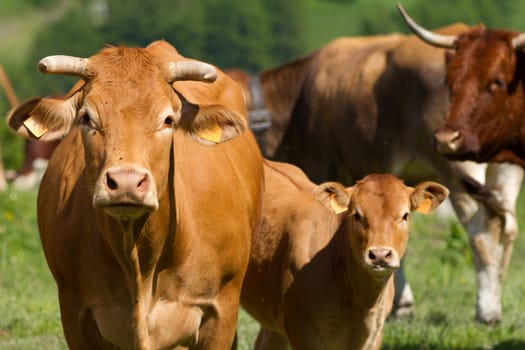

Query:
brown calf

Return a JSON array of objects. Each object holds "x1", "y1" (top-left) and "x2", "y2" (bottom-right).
[{"x1": 241, "y1": 160, "x2": 448, "y2": 350}]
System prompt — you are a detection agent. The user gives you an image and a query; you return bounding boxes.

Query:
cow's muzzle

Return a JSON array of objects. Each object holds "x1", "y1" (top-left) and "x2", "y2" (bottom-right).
[
  {"x1": 364, "y1": 247, "x2": 400, "y2": 274},
  {"x1": 93, "y1": 166, "x2": 159, "y2": 219},
  {"x1": 435, "y1": 128, "x2": 463, "y2": 154}
]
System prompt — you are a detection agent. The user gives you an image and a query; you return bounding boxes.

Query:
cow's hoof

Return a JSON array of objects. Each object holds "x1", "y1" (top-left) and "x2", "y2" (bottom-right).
[
  {"x1": 476, "y1": 312, "x2": 502, "y2": 326},
  {"x1": 390, "y1": 305, "x2": 414, "y2": 320}
]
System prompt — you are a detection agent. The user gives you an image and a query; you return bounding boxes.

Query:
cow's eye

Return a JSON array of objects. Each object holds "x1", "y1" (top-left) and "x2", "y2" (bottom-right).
[
  {"x1": 164, "y1": 116, "x2": 175, "y2": 127},
  {"x1": 402, "y1": 212, "x2": 410, "y2": 221},
  {"x1": 489, "y1": 78, "x2": 506, "y2": 92},
  {"x1": 80, "y1": 112, "x2": 92, "y2": 126}
]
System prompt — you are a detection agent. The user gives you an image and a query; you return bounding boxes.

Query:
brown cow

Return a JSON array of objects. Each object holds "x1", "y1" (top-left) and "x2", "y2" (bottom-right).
[
  {"x1": 241, "y1": 160, "x2": 448, "y2": 350},
  {"x1": 397, "y1": 4, "x2": 525, "y2": 323},
  {"x1": 7, "y1": 41, "x2": 263, "y2": 349},
  {"x1": 226, "y1": 25, "x2": 524, "y2": 323},
  {"x1": 398, "y1": 5, "x2": 525, "y2": 168}
]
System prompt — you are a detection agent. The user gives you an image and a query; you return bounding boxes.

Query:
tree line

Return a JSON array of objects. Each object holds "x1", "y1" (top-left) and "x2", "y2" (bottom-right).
[{"x1": 2, "y1": 0, "x2": 525, "y2": 169}]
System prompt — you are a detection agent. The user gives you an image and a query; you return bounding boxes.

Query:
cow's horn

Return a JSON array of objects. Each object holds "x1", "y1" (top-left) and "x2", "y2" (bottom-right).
[
  {"x1": 512, "y1": 33, "x2": 525, "y2": 50},
  {"x1": 396, "y1": 3, "x2": 457, "y2": 49},
  {"x1": 38, "y1": 55, "x2": 89, "y2": 78},
  {"x1": 167, "y1": 61, "x2": 217, "y2": 84}
]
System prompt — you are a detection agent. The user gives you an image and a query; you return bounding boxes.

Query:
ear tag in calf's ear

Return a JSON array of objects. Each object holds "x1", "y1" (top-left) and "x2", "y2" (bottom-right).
[
  {"x1": 330, "y1": 193, "x2": 348, "y2": 214},
  {"x1": 197, "y1": 121, "x2": 223, "y2": 144},
  {"x1": 415, "y1": 197, "x2": 432, "y2": 214},
  {"x1": 23, "y1": 116, "x2": 48, "y2": 139}
]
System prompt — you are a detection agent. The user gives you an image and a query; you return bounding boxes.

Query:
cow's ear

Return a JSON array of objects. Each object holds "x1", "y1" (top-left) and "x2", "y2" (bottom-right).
[
  {"x1": 410, "y1": 181, "x2": 449, "y2": 214},
  {"x1": 178, "y1": 97, "x2": 247, "y2": 145},
  {"x1": 7, "y1": 94, "x2": 79, "y2": 141},
  {"x1": 313, "y1": 181, "x2": 351, "y2": 214}
]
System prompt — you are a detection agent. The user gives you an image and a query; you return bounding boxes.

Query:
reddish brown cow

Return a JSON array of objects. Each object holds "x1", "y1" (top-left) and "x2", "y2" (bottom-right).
[
  {"x1": 241, "y1": 160, "x2": 448, "y2": 350},
  {"x1": 7, "y1": 41, "x2": 263, "y2": 349},
  {"x1": 398, "y1": 4, "x2": 525, "y2": 323},
  {"x1": 398, "y1": 5, "x2": 525, "y2": 168},
  {"x1": 226, "y1": 26, "x2": 523, "y2": 323}
]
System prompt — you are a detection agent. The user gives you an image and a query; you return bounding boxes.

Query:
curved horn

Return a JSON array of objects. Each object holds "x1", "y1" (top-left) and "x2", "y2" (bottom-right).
[
  {"x1": 38, "y1": 55, "x2": 89, "y2": 78},
  {"x1": 512, "y1": 33, "x2": 525, "y2": 50},
  {"x1": 167, "y1": 61, "x2": 217, "y2": 84},
  {"x1": 396, "y1": 3, "x2": 457, "y2": 49}
]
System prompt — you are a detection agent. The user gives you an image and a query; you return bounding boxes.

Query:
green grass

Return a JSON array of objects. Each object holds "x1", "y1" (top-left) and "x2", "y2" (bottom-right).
[{"x1": 2, "y1": 186, "x2": 525, "y2": 349}]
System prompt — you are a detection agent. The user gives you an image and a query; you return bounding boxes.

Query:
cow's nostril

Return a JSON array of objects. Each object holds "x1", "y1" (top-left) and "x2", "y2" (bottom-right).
[
  {"x1": 107, "y1": 173, "x2": 118, "y2": 190},
  {"x1": 137, "y1": 175, "x2": 148, "y2": 192},
  {"x1": 368, "y1": 250, "x2": 377, "y2": 260}
]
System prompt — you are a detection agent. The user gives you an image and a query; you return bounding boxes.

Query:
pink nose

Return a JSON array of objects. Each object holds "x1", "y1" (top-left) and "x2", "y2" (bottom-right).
[
  {"x1": 104, "y1": 168, "x2": 151, "y2": 204},
  {"x1": 435, "y1": 129, "x2": 462, "y2": 154},
  {"x1": 367, "y1": 248, "x2": 394, "y2": 265}
]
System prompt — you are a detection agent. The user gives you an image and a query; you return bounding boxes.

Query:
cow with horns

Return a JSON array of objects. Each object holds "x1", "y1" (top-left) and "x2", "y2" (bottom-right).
[
  {"x1": 6, "y1": 41, "x2": 264, "y2": 349},
  {"x1": 397, "y1": 3, "x2": 525, "y2": 323},
  {"x1": 225, "y1": 19, "x2": 523, "y2": 324}
]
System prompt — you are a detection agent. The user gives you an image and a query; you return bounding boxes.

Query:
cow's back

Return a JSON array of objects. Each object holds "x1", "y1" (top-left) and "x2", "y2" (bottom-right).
[
  {"x1": 275, "y1": 24, "x2": 470, "y2": 184},
  {"x1": 241, "y1": 160, "x2": 338, "y2": 332}
]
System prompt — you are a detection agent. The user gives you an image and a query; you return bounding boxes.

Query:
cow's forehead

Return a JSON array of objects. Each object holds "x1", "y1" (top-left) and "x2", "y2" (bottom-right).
[
  {"x1": 86, "y1": 46, "x2": 171, "y2": 85},
  {"x1": 352, "y1": 175, "x2": 410, "y2": 212},
  {"x1": 81, "y1": 47, "x2": 175, "y2": 114}
]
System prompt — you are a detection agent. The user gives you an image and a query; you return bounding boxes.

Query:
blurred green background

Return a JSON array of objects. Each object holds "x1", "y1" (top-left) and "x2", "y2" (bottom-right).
[{"x1": 2, "y1": 0, "x2": 525, "y2": 172}]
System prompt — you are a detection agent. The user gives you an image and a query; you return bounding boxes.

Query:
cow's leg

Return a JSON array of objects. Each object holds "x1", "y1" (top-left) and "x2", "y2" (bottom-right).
[
  {"x1": 196, "y1": 284, "x2": 243, "y2": 350},
  {"x1": 391, "y1": 260, "x2": 415, "y2": 318},
  {"x1": 254, "y1": 328, "x2": 289, "y2": 350},
  {"x1": 450, "y1": 161, "x2": 523, "y2": 323},
  {"x1": 473, "y1": 162, "x2": 522, "y2": 323},
  {"x1": 58, "y1": 292, "x2": 112, "y2": 350}
]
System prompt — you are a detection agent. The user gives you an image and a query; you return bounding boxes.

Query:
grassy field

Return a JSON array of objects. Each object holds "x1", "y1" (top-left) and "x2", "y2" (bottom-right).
[{"x1": 1, "y1": 185, "x2": 525, "y2": 349}]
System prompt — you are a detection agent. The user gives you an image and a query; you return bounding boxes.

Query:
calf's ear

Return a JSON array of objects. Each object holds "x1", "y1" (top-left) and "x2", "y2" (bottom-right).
[
  {"x1": 313, "y1": 181, "x2": 351, "y2": 214},
  {"x1": 410, "y1": 181, "x2": 449, "y2": 214},
  {"x1": 7, "y1": 94, "x2": 80, "y2": 141}
]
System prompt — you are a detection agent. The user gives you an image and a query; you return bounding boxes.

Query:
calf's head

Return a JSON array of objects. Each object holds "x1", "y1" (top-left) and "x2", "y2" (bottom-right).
[
  {"x1": 7, "y1": 41, "x2": 247, "y2": 221},
  {"x1": 398, "y1": 4, "x2": 525, "y2": 164},
  {"x1": 315, "y1": 174, "x2": 448, "y2": 277}
]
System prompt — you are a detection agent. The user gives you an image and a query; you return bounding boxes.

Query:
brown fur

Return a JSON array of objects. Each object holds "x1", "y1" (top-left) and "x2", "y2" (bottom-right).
[
  {"x1": 7, "y1": 40, "x2": 263, "y2": 349},
  {"x1": 433, "y1": 27, "x2": 525, "y2": 166},
  {"x1": 241, "y1": 160, "x2": 448, "y2": 350},
  {"x1": 226, "y1": 24, "x2": 523, "y2": 324}
]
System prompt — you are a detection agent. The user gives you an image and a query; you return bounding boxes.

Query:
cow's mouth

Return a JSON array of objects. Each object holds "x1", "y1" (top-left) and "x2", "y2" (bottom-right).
[
  {"x1": 367, "y1": 262, "x2": 398, "y2": 275},
  {"x1": 100, "y1": 203, "x2": 156, "y2": 220}
]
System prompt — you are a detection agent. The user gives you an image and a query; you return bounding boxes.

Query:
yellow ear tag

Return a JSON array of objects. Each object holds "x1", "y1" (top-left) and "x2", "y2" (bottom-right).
[
  {"x1": 197, "y1": 121, "x2": 223, "y2": 143},
  {"x1": 415, "y1": 197, "x2": 432, "y2": 214},
  {"x1": 330, "y1": 193, "x2": 348, "y2": 214},
  {"x1": 23, "y1": 116, "x2": 48, "y2": 139}
]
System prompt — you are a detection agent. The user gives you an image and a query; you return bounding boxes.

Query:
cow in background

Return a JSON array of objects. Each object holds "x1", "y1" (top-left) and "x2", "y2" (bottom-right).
[
  {"x1": 241, "y1": 160, "x2": 448, "y2": 350},
  {"x1": 7, "y1": 41, "x2": 263, "y2": 349},
  {"x1": 398, "y1": 5, "x2": 525, "y2": 168},
  {"x1": 0, "y1": 64, "x2": 60, "y2": 190},
  {"x1": 397, "y1": 4, "x2": 525, "y2": 323},
  {"x1": 226, "y1": 23, "x2": 523, "y2": 323}
]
